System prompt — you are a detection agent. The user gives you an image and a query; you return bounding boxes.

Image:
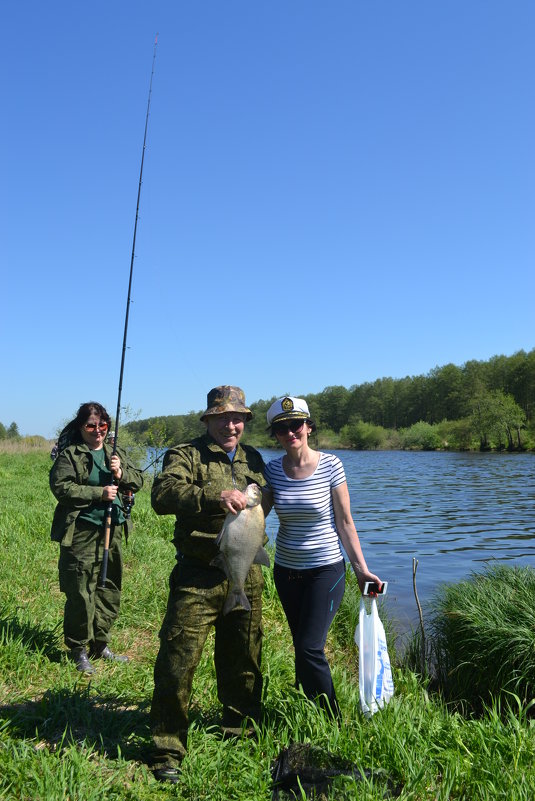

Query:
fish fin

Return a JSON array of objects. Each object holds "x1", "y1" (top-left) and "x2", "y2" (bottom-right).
[
  {"x1": 253, "y1": 546, "x2": 270, "y2": 568},
  {"x1": 210, "y1": 552, "x2": 229, "y2": 578},
  {"x1": 223, "y1": 591, "x2": 251, "y2": 616},
  {"x1": 214, "y1": 527, "x2": 224, "y2": 547}
]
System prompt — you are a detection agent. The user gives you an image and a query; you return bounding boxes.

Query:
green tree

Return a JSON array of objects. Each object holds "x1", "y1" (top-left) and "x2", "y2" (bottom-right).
[
  {"x1": 506, "y1": 349, "x2": 535, "y2": 421},
  {"x1": 146, "y1": 420, "x2": 170, "y2": 449},
  {"x1": 495, "y1": 392, "x2": 527, "y2": 450},
  {"x1": 0, "y1": 422, "x2": 6, "y2": 440},
  {"x1": 6, "y1": 422, "x2": 19, "y2": 439},
  {"x1": 462, "y1": 359, "x2": 491, "y2": 404},
  {"x1": 247, "y1": 397, "x2": 278, "y2": 445},
  {"x1": 317, "y1": 386, "x2": 351, "y2": 431},
  {"x1": 470, "y1": 389, "x2": 526, "y2": 450},
  {"x1": 340, "y1": 419, "x2": 386, "y2": 449},
  {"x1": 121, "y1": 347, "x2": 535, "y2": 451},
  {"x1": 400, "y1": 421, "x2": 442, "y2": 450},
  {"x1": 143, "y1": 420, "x2": 172, "y2": 476},
  {"x1": 471, "y1": 391, "x2": 499, "y2": 450},
  {"x1": 368, "y1": 378, "x2": 397, "y2": 428},
  {"x1": 404, "y1": 374, "x2": 431, "y2": 426},
  {"x1": 436, "y1": 418, "x2": 474, "y2": 451},
  {"x1": 428, "y1": 363, "x2": 466, "y2": 421}
]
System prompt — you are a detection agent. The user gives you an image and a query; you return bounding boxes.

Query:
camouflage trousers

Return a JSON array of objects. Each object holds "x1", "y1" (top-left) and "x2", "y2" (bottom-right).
[
  {"x1": 150, "y1": 557, "x2": 264, "y2": 769},
  {"x1": 58, "y1": 522, "x2": 123, "y2": 650}
]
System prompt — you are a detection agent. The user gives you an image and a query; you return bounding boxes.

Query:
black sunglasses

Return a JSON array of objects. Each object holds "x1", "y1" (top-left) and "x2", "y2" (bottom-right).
[{"x1": 272, "y1": 419, "x2": 307, "y2": 436}]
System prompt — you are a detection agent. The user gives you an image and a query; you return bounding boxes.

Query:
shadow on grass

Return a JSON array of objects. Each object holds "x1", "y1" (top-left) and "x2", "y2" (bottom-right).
[
  {"x1": 0, "y1": 687, "x2": 152, "y2": 762},
  {"x1": 0, "y1": 692, "x2": 269, "y2": 765},
  {"x1": 188, "y1": 702, "x2": 227, "y2": 731},
  {"x1": 0, "y1": 608, "x2": 63, "y2": 662}
]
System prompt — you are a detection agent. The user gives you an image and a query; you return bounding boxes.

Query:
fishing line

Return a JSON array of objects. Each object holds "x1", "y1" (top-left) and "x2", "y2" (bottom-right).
[{"x1": 99, "y1": 35, "x2": 158, "y2": 587}]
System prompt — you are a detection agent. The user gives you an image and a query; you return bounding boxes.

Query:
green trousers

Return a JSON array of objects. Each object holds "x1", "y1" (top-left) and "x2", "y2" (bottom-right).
[
  {"x1": 150, "y1": 558, "x2": 264, "y2": 769},
  {"x1": 58, "y1": 522, "x2": 123, "y2": 650}
]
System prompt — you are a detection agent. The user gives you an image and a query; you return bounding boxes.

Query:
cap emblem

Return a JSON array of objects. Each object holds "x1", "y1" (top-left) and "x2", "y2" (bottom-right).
[{"x1": 281, "y1": 397, "x2": 294, "y2": 412}]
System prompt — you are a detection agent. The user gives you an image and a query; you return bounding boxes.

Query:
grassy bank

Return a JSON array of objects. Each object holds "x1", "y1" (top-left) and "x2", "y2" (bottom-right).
[
  {"x1": 418, "y1": 564, "x2": 535, "y2": 714},
  {"x1": 1, "y1": 450, "x2": 535, "y2": 800}
]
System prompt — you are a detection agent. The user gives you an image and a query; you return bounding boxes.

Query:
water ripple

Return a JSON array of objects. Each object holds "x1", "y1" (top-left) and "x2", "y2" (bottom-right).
[{"x1": 260, "y1": 448, "x2": 535, "y2": 633}]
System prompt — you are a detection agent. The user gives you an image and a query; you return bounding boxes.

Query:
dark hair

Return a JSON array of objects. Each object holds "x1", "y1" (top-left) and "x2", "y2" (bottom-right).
[
  {"x1": 72, "y1": 402, "x2": 111, "y2": 429},
  {"x1": 56, "y1": 401, "x2": 111, "y2": 454}
]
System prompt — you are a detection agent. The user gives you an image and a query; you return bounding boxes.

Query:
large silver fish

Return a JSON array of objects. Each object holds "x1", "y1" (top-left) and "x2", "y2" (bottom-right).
[{"x1": 211, "y1": 483, "x2": 270, "y2": 614}]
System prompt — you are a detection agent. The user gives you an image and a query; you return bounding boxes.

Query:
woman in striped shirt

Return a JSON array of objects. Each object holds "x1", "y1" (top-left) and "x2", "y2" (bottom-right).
[{"x1": 264, "y1": 396, "x2": 383, "y2": 718}]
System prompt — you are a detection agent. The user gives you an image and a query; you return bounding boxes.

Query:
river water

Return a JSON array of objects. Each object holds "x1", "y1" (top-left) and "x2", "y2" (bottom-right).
[{"x1": 259, "y1": 449, "x2": 535, "y2": 635}]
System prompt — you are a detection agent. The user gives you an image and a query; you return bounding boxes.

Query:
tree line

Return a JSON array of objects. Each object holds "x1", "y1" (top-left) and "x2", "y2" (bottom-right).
[
  {"x1": 125, "y1": 348, "x2": 535, "y2": 452},
  {"x1": 0, "y1": 421, "x2": 20, "y2": 440}
]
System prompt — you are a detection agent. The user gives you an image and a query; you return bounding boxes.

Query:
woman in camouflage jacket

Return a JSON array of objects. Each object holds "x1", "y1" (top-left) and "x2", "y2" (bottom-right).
[{"x1": 50, "y1": 401, "x2": 143, "y2": 673}]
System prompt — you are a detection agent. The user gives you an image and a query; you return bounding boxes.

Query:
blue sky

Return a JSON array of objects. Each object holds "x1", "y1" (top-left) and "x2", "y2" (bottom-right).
[{"x1": 2, "y1": 1, "x2": 534, "y2": 438}]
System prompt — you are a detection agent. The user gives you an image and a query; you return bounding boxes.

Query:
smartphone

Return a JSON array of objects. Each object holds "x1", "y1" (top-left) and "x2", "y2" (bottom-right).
[{"x1": 363, "y1": 581, "x2": 388, "y2": 596}]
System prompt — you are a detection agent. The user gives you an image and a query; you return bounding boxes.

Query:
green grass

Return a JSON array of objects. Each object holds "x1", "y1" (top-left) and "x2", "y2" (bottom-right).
[
  {"x1": 419, "y1": 563, "x2": 535, "y2": 714},
  {"x1": 1, "y1": 449, "x2": 535, "y2": 799}
]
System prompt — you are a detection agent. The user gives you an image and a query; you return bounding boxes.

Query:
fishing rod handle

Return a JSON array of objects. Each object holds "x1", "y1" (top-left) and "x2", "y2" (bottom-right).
[
  {"x1": 98, "y1": 548, "x2": 110, "y2": 588},
  {"x1": 98, "y1": 501, "x2": 114, "y2": 587}
]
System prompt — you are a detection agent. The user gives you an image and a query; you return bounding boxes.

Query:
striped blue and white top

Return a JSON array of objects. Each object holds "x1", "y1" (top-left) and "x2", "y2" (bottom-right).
[{"x1": 265, "y1": 452, "x2": 347, "y2": 570}]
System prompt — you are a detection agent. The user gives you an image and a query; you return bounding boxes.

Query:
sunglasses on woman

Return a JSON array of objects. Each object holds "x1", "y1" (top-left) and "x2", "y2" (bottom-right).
[
  {"x1": 272, "y1": 419, "x2": 307, "y2": 436},
  {"x1": 83, "y1": 422, "x2": 109, "y2": 433}
]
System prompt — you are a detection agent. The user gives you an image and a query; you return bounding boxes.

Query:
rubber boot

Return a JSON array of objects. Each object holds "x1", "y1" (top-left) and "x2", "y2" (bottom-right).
[
  {"x1": 69, "y1": 647, "x2": 95, "y2": 674},
  {"x1": 153, "y1": 767, "x2": 181, "y2": 784},
  {"x1": 90, "y1": 641, "x2": 129, "y2": 663}
]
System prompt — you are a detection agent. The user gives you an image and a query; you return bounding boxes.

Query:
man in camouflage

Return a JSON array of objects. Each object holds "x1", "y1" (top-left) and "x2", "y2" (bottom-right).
[{"x1": 149, "y1": 386, "x2": 267, "y2": 784}]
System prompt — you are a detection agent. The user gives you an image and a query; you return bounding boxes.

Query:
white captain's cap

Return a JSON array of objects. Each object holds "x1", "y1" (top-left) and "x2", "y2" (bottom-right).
[{"x1": 266, "y1": 396, "x2": 311, "y2": 426}]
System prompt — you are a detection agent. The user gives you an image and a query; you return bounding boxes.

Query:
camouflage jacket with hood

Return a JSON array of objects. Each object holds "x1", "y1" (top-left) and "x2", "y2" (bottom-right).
[
  {"x1": 151, "y1": 433, "x2": 266, "y2": 563},
  {"x1": 50, "y1": 443, "x2": 144, "y2": 546}
]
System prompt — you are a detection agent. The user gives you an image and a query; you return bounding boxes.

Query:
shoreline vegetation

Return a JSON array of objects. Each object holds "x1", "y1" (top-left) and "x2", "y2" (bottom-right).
[
  {"x1": 2, "y1": 349, "x2": 535, "y2": 454},
  {"x1": 1, "y1": 448, "x2": 535, "y2": 798},
  {"x1": 117, "y1": 348, "x2": 535, "y2": 454}
]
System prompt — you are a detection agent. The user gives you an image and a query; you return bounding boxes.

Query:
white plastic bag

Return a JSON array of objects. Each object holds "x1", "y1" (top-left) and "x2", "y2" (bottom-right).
[{"x1": 354, "y1": 597, "x2": 394, "y2": 718}]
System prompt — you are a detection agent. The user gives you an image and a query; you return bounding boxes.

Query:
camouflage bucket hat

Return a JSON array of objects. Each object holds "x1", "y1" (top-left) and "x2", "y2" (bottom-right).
[{"x1": 200, "y1": 385, "x2": 253, "y2": 421}]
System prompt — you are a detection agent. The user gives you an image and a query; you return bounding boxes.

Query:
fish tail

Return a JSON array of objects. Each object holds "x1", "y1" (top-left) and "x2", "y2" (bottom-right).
[{"x1": 223, "y1": 591, "x2": 252, "y2": 616}]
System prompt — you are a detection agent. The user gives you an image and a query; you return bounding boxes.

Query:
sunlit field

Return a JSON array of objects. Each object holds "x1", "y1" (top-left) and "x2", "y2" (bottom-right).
[{"x1": 1, "y1": 448, "x2": 535, "y2": 800}]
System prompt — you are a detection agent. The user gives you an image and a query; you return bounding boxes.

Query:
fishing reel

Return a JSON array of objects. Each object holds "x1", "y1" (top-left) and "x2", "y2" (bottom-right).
[{"x1": 122, "y1": 490, "x2": 135, "y2": 518}]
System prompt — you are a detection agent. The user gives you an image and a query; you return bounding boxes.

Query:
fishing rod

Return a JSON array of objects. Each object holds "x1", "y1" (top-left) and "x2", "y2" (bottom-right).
[
  {"x1": 142, "y1": 451, "x2": 165, "y2": 473},
  {"x1": 107, "y1": 451, "x2": 164, "y2": 521},
  {"x1": 99, "y1": 35, "x2": 158, "y2": 588}
]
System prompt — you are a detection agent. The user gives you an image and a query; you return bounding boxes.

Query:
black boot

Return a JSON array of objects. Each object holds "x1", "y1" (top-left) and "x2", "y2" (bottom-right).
[
  {"x1": 69, "y1": 647, "x2": 95, "y2": 674},
  {"x1": 90, "y1": 641, "x2": 129, "y2": 663},
  {"x1": 153, "y1": 767, "x2": 181, "y2": 784}
]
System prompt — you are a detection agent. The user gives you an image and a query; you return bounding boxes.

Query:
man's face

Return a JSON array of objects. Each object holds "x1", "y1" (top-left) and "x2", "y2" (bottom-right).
[{"x1": 204, "y1": 412, "x2": 246, "y2": 452}]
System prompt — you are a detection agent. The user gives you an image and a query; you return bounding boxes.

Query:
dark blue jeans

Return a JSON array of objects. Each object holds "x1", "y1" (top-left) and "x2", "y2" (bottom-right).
[{"x1": 274, "y1": 559, "x2": 345, "y2": 717}]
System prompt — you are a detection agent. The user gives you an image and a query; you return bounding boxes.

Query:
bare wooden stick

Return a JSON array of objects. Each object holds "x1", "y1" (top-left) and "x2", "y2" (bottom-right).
[{"x1": 412, "y1": 557, "x2": 426, "y2": 676}]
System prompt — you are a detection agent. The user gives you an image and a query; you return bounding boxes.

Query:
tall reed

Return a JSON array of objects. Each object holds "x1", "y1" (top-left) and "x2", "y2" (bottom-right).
[{"x1": 426, "y1": 563, "x2": 535, "y2": 712}]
